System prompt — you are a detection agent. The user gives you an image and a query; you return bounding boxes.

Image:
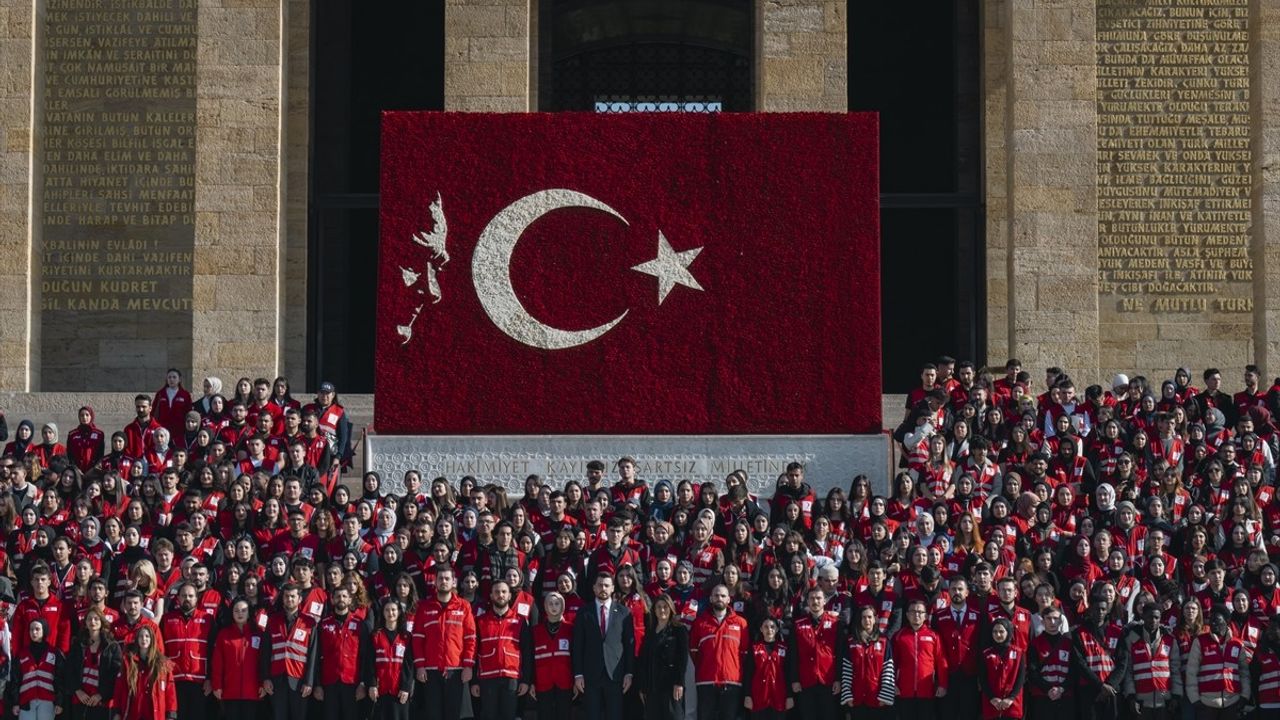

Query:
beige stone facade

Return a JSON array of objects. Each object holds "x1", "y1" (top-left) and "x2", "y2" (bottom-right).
[{"x1": 0, "y1": 0, "x2": 1278, "y2": 394}]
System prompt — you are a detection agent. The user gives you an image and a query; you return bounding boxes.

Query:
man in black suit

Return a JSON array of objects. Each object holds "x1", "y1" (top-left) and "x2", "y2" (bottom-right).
[{"x1": 572, "y1": 572, "x2": 634, "y2": 720}]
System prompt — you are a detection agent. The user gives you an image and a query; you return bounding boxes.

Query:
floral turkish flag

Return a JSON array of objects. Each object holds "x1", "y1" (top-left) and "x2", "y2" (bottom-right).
[{"x1": 376, "y1": 112, "x2": 880, "y2": 435}]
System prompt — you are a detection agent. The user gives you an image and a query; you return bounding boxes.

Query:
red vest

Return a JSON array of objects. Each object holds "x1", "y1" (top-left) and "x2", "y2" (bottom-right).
[
  {"x1": 317, "y1": 613, "x2": 362, "y2": 685},
  {"x1": 981, "y1": 646, "x2": 1024, "y2": 719},
  {"x1": 530, "y1": 621, "x2": 574, "y2": 693},
  {"x1": 160, "y1": 610, "x2": 213, "y2": 682},
  {"x1": 78, "y1": 646, "x2": 103, "y2": 698},
  {"x1": 847, "y1": 637, "x2": 887, "y2": 707},
  {"x1": 749, "y1": 642, "x2": 787, "y2": 711},
  {"x1": 1196, "y1": 634, "x2": 1244, "y2": 696},
  {"x1": 791, "y1": 611, "x2": 840, "y2": 688},
  {"x1": 474, "y1": 607, "x2": 523, "y2": 680},
  {"x1": 1130, "y1": 633, "x2": 1173, "y2": 694},
  {"x1": 370, "y1": 629, "x2": 411, "y2": 695},
  {"x1": 1256, "y1": 648, "x2": 1280, "y2": 707},
  {"x1": 1030, "y1": 633, "x2": 1071, "y2": 695},
  {"x1": 18, "y1": 649, "x2": 57, "y2": 705},
  {"x1": 266, "y1": 612, "x2": 315, "y2": 679},
  {"x1": 934, "y1": 608, "x2": 981, "y2": 675},
  {"x1": 1076, "y1": 626, "x2": 1118, "y2": 684}
]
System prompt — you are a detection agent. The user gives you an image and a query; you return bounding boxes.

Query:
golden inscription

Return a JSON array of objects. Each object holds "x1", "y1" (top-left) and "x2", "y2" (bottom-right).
[{"x1": 1096, "y1": 0, "x2": 1253, "y2": 316}]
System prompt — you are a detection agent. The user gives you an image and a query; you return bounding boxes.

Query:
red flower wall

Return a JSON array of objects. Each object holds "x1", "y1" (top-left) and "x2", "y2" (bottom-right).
[{"x1": 376, "y1": 112, "x2": 881, "y2": 435}]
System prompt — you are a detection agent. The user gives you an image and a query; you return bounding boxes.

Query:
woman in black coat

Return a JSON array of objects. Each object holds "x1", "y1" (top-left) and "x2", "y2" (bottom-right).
[{"x1": 636, "y1": 593, "x2": 689, "y2": 720}]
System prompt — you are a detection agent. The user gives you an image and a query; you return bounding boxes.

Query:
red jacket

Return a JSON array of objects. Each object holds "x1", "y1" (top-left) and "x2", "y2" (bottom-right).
[
  {"x1": 411, "y1": 594, "x2": 477, "y2": 671},
  {"x1": 152, "y1": 387, "x2": 193, "y2": 438},
  {"x1": 892, "y1": 625, "x2": 948, "y2": 698},
  {"x1": 788, "y1": 611, "x2": 841, "y2": 688},
  {"x1": 688, "y1": 611, "x2": 748, "y2": 685},
  {"x1": 747, "y1": 641, "x2": 787, "y2": 711},
  {"x1": 933, "y1": 607, "x2": 982, "y2": 675},
  {"x1": 527, "y1": 621, "x2": 574, "y2": 693},
  {"x1": 122, "y1": 417, "x2": 162, "y2": 460},
  {"x1": 113, "y1": 655, "x2": 177, "y2": 720},
  {"x1": 369, "y1": 629, "x2": 413, "y2": 696},
  {"x1": 474, "y1": 606, "x2": 523, "y2": 680},
  {"x1": 159, "y1": 609, "x2": 214, "y2": 682},
  {"x1": 981, "y1": 645, "x2": 1025, "y2": 719},
  {"x1": 312, "y1": 611, "x2": 365, "y2": 686},
  {"x1": 210, "y1": 623, "x2": 265, "y2": 701},
  {"x1": 845, "y1": 636, "x2": 890, "y2": 707},
  {"x1": 13, "y1": 595, "x2": 72, "y2": 655},
  {"x1": 66, "y1": 420, "x2": 104, "y2": 473}
]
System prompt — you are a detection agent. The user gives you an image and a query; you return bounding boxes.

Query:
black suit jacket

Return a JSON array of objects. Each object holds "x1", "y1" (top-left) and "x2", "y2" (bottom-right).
[{"x1": 572, "y1": 600, "x2": 634, "y2": 683}]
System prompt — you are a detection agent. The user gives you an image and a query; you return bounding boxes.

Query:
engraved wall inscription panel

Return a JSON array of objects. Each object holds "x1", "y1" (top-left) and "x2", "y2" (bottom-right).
[{"x1": 40, "y1": 0, "x2": 197, "y2": 389}]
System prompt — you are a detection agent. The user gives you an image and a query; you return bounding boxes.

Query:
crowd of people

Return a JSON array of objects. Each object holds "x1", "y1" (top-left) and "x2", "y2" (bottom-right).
[{"x1": 0, "y1": 359, "x2": 1278, "y2": 720}]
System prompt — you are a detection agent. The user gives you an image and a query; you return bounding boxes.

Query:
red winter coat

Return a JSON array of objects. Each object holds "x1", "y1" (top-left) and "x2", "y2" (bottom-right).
[
  {"x1": 152, "y1": 386, "x2": 193, "y2": 438},
  {"x1": 892, "y1": 625, "x2": 948, "y2": 699},
  {"x1": 210, "y1": 623, "x2": 265, "y2": 701},
  {"x1": 411, "y1": 594, "x2": 476, "y2": 671},
  {"x1": 113, "y1": 655, "x2": 177, "y2": 720},
  {"x1": 688, "y1": 611, "x2": 748, "y2": 685}
]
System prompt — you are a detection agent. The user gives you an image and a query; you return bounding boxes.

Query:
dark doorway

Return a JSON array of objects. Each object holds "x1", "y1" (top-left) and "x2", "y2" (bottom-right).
[
  {"x1": 539, "y1": 0, "x2": 754, "y2": 112},
  {"x1": 309, "y1": 2, "x2": 444, "y2": 391},
  {"x1": 850, "y1": 1, "x2": 983, "y2": 392}
]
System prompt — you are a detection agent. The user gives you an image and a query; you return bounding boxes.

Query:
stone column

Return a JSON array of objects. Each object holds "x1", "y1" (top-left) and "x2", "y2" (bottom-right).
[
  {"x1": 758, "y1": 0, "x2": 847, "y2": 112},
  {"x1": 1003, "y1": 0, "x2": 1100, "y2": 379},
  {"x1": 192, "y1": 0, "x2": 287, "y2": 382},
  {"x1": 985, "y1": 0, "x2": 1011, "y2": 364},
  {"x1": 1257, "y1": 0, "x2": 1280, "y2": 376},
  {"x1": 0, "y1": 0, "x2": 36, "y2": 390},
  {"x1": 444, "y1": 0, "x2": 531, "y2": 112}
]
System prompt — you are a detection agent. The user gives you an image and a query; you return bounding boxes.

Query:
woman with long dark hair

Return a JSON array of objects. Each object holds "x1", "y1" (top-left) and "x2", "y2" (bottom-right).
[
  {"x1": 66, "y1": 608, "x2": 121, "y2": 720},
  {"x1": 636, "y1": 593, "x2": 688, "y2": 720}
]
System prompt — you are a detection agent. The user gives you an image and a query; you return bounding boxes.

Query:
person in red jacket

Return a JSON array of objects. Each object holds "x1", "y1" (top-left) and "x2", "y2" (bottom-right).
[
  {"x1": 745, "y1": 617, "x2": 792, "y2": 719},
  {"x1": 787, "y1": 587, "x2": 842, "y2": 719},
  {"x1": 66, "y1": 407, "x2": 104, "y2": 474},
  {"x1": 13, "y1": 565, "x2": 71, "y2": 657},
  {"x1": 152, "y1": 370, "x2": 193, "y2": 439},
  {"x1": 263, "y1": 584, "x2": 318, "y2": 720},
  {"x1": 306, "y1": 586, "x2": 367, "y2": 720},
  {"x1": 979, "y1": 619, "x2": 1025, "y2": 719},
  {"x1": 1027, "y1": 606, "x2": 1074, "y2": 720},
  {"x1": 688, "y1": 585, "x2": 748, "y2": 720},
  {"x1": 112, "y1": 625, "x2": 176, "y2": 720},
  {"x1": 122, "y1": 396, "x2": 162, "y2": 460},
  {"x1": 210, "y1": 598, "x2": 267, "y2": 715},
  {"x1": 892, "y1": 599, "x2": 948, "y2": 720},
  {"x1": 411, "y1": 566, "x2": 475, "y2": 720},
  {"x1": 9, "y1": 619, "x2": 64, "y2": 720},
  {"x1": 521, "y1": 592, "x2": 574, "y2": 720},
  {"x1": 471, "y1": 580, "x2": 526, "y2": 720},
  {"x1": 934, "y1": 577, "x2": 981, "y2": 720},
  {"x1": 158, "y1": 583, "x2": 213, "y2": 720},
  {"x1": 366, "y1": 598, "x2": 413, "y2": 720},
  {"x1": 841, "y1": 606, "x2": 893, "y2": 715}
]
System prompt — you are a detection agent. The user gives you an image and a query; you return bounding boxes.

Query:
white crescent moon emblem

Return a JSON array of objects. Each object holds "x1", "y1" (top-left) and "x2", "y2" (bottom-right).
[{"x1": 473, "y1": 189, "x2": 630, "y2": 350}]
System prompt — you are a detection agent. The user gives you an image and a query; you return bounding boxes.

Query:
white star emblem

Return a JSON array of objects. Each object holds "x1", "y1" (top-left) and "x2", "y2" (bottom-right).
[{"x1": 631, "y1": 231, "x2": 703, "y2": 304}]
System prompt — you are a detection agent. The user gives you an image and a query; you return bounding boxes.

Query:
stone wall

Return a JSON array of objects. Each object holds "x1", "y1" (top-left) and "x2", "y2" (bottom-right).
[
  {"x1": 759, "y1": 0, "x2": 847, "y2": 112},
  {"x1": 444, "y1": 0, "x2": 531, "y2": 112},
  {"x1": 0, "y1": 0, "x2": 35, "y2": 390},
  {"x1": 1258, "y1": 0, "x2": 1280, "y2": 375},
  {"x1": 192, "y1": 0, "x2": 288, "y2": 383}
]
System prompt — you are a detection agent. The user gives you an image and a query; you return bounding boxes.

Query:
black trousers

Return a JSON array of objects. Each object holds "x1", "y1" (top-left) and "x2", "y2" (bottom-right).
[
  {"x1": 477, "y1": 678, "x2": 518, "y2": 720},
  {"x1": 896, "y1": 697, "x2": 936, "y2": 720},
  {"x1": 1027, "y1": 695, "x2": 1075, "y2": 720},
  {"x1": 948, "y1": 674, "x2": 979, "y2": 720},
  {"x1": 851, "y1": 707, "x2": 893, "y2": 720},
  {"x1": 1194, "y1": 704, "x2": 1241, "y2": 720},
  {"x1": 177, "y1": 680, "x2": 209, "y2": 720},
  {"x1": 695, "y1": 684, "x2": 740, "y2": 720},
  {"x1": 222, "y1": 700, "x2": 261, "y2": 720},
  {"x1": 1078, "y1": 687, "x2": 1119, "y2": 720},
  {"x1": 536, "y1": 686, "x2": 575, "y2": 720},
  {"x1": 642, "y1": 687, "x2": 682, "y2": 720},
  {"x1": 750, "y1": 711, "x2": 786, "y2": 720},
  {"x1": 371, "y1": 694, "x2": 412, "y2": 720},
  {"x1": 69, "y1": 706, "x2": 110, "y2": 720},
  {"x1": 320, "y1": 683, "x2": 357, "y2": 720},
  {"x1": 419, "y1": 670, "x2": 465, "y2": 720},
  {"x1": 582, "y1": 677, "x2": 624, "y2": 720},
  {"x1": 796, "y1": 685, "x2": 837, "y2": 719},
  {"x1": 270, "y1": 676, "x2": 308, "y2": 720},
  {"x1": 1137, "y1": 707, "x2": 1173, "y2": 720}
]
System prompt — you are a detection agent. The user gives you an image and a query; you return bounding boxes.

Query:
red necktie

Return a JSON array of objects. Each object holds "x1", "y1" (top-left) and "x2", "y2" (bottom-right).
[{"x1": 600, "y1": 603, "x2": 608, "y2": 635}]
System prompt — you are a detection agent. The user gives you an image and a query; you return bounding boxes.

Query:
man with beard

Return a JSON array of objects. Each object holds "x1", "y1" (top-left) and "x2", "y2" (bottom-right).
[
  {"x1": 308, "y1": 586, "x2": 367, "y2": 720},
  {"x1": 161, "y1": 582, "x2": 215, "y2": 720},
  {"x1": 472, "y1": 580, "x2": 526, "y2": 720},
  {"x1": 688, "y1": 584, "x2": 747, "y2": 720}
]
